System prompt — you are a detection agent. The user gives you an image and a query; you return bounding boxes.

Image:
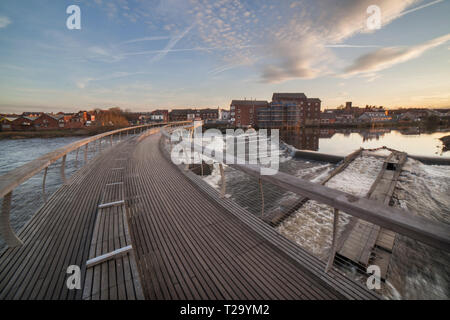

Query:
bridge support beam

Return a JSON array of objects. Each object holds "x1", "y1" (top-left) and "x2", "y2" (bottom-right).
[
  {"x1": 0, "y1": 191, "x2": 23, "y2": 247},
  {"x1": 219, "y1": 163, "x2": 226, "y2": 198},
  {"x1": 259, "y1": 178, "x2": 264, "y2": 216}
]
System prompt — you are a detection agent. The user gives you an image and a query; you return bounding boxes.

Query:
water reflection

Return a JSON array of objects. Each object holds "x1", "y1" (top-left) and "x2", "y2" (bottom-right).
[
  {"x1": 280, "y1": 128, "x2": 319, "y2": 151},
  {"x1": 280, "y1": 127, "x2": 450, "y2": 157}
]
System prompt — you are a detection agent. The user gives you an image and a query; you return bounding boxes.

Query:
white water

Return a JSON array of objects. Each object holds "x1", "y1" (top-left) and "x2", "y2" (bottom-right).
[{"x1": 277, "y1": 154, "x2": 384, "y2": 260}]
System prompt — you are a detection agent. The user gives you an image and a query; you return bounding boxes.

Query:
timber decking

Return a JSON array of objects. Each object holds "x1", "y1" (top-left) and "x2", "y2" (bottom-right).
[
  {"x1": 82, "y1": 155, "x2": 144, "y2": 300},
  {"x1": 0, "y1": 129, "x2": 379, "y2": 300},
  {"x1": 0, "y1": 139, "x2": 135, "y2": 299}
]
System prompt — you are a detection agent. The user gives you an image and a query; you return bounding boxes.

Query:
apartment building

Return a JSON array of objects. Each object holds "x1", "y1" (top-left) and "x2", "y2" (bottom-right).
[
  {"x1": 230, "y1": 100, "x2": 269, "y2": 128},
  {"x1": 257, "y1": 93, "x2": 321, "y2": 129}
]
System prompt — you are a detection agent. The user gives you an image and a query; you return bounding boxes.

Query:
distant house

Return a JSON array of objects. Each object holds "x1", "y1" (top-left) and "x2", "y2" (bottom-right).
[
  {"x1": 320, "y1": 112, "x2": 337, "y2": 125},
  {"x1": 0, "y1": 116, "x2": 17, "y2": 131},
  {"x1": 169, "y1": 109, "x2": 196, "y2": 122},
  {"x1": 336, "y1": 113, "x2": 354, "y2": 124},
  {"x1": 196, "y1": 108, "x2": 219, "y2": 121},
  {"x1": 358, "y1": 112, "x2": 392, "y2": 123},
  {"x1": 11, "y1": 116, "x2": 37, "y2": 131},
  {"x1": 150, "y1": 110, "x2": 169, "y2": 122},
  {"x1": 33, "y1": 113, "x2": 60, "y2": 130}
]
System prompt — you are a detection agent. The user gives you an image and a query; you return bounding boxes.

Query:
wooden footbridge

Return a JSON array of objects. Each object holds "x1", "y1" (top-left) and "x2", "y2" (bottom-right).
[{"x1": 0, "y1": 122, "x2": 449, "y2": 300}]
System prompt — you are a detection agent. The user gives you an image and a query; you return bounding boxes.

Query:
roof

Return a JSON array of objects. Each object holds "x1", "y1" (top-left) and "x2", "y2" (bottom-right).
[
  {"x1": 230, "y1": 100, "x2": 269, "y2": 106},
  {"x1": 272, "y1": 93, "x2": 307, "y2": 101},
  {"x1": 320, "y1": 113, "x2": 336, "y2": 119},
  {"x1": 170, "y1": 109, "x2": 196, "y2": 114},
  {"x1": 307, "y1": 98, "x2": 321, "y2": 103},
  {"x1": 359, "y1": 112, "x2": 390, "y2": 119},
  {"x1": 1, "y1": 117, "x2": 18, "y2": 122}
]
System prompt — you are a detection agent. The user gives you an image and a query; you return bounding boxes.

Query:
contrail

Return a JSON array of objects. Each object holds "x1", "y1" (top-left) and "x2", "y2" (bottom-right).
[
  {"x1": 119, "y1": 36, "x2": 170, "y2": 45},
  {"x1": 122, "y1": 45, "x2": 260, "y2": 57},
  {"x1": 324, "y1": 44, "x2": 381, "y2": 48},
  {"x1": 395, "y1": 0, "x2": 444, "y2": 19},
  {"x1": 150, "y1": 23, "x2": 196, "y2": 63}
]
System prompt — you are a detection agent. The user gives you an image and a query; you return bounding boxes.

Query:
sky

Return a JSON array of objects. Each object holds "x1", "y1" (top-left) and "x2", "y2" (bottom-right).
[{"x1": 0, "y1": 0, "x2": 449, "y2": 113}]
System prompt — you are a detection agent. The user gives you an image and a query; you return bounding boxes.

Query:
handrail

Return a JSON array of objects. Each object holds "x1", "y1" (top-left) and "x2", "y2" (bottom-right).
[
  {"x1": 0, "y1": 123, "x2": 162, "y2": 199},
  {"x1": 163, "y1": 126, "x2": 450, "y2": 253},
  {"x1": 0, "y1": 121, "x2": 192, "y2": 247}
]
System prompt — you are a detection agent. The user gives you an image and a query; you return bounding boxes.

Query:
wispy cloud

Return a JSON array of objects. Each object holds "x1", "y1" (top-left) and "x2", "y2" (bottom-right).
[
  {"x1": 344, "y1": 33, "x2": 450, "y2": 76},
  {"x1": 0, "y1": 16, "x2": 11, "y2": 28},
  {"x1": 150, "y1": 23, "x2": 196, "y2": 63},
  {"x1": 75, "y1": 71, "x2": 148, "y2": 89}
]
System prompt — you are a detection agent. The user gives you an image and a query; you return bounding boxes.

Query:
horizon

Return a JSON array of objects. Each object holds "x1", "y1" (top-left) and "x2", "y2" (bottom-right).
[{"x1": 1, "y1": 0, "x2": 450, "y2": 113}]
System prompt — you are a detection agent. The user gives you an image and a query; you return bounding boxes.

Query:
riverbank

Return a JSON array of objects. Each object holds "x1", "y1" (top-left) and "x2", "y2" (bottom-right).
[{"x1": 0, "y1": 126, "x2": 128, "y2": 140}]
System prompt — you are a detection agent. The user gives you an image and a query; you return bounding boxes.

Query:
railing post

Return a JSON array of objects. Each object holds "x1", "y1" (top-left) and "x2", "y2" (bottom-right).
[
  {"x1": 325, "y1": 208, "x2": 340, "y2": 273},
  {"x1": 119, "y1": 132, "x2": 121, "y2": 142},
  {"x1": 42, "y1": 167, "x2": 48, "y2": 202},
  {"x1": 259, "y1": 178, "x2": 264, "y2": 216},
  {"x1": 84, "y1": 143, "x2": 88, "y2": 163},
  {"x1": 0, "y1": 191, "x2": 23, "y2": 247},
  {"x1": 75, "y1": 148, "x2": 79, "y2": 168},
  {"x1": 219, "y1": 163, "x2": 226, "y2": 198},
  {"x1": 110, "y1": 134, "x2": 113, "y2": 147},
  {"x1": 60, "y1": 154, "x2": 67, "y2": 184}
]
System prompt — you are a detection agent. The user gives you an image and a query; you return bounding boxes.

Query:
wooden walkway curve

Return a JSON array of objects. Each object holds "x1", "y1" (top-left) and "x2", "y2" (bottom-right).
[{"x1": 0, "y1": 129, "x2": 379, "y2": 300}]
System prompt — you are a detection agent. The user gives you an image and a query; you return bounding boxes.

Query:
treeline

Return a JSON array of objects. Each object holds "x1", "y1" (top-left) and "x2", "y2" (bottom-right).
[{"x1": 94, "y1": 107, "x2": 137, "y2": 127}]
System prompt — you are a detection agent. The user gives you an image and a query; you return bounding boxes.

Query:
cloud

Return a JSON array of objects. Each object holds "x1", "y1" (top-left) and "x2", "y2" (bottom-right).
[
  {"x1": 82, "y1": 0, "x2": 446, "y2": 82},
  {"x1": 344, "y1": 33, "x2": 450, "y2": 76},
  {"x1": 0, "y1": 16, "x2": 11, "y2": 28},
  {"x1": 258, "y1": 0, "x2": 422, "y2": 82},
  {"x1": 75, "y1": 71, "x2": 148, "y2": 89}
]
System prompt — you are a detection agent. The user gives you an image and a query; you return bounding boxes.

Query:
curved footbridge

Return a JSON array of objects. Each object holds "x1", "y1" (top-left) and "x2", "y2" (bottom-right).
[{"x1": 1, "y1": 123, "x2": 448, "y2": 300}]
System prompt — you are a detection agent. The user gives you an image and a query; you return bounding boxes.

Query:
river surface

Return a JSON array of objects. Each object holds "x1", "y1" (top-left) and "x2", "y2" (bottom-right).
[
  {"x1": 282, "y1": 127, "x2": 450, "y2": 157},
  {"x1": 1, "y1": 129, "x2": 449, "y2": 299}
]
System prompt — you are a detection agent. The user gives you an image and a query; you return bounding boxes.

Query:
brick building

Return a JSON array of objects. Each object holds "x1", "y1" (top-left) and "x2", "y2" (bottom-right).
[
  {"x1": 230, "y1": 100, "x2": 269, "y2": 128},
  {"x1": 150, "y1": 110, "x2": 169, "y2": 122},
  {"x1": 33, "y1": 113, "x2": 60, "y2": 130},
  {"x1": 257, "y1": 93, "x2": 321, "y2": 129},
  {"x1": 169, "y1": 109, "x2": 197, "y2": 122},
  {"x1": 196, "y1": 108, "x2": 219, "y2": 121},
  {"x1": 11, "y1": 116, "x2": 37, "y2": 131}
]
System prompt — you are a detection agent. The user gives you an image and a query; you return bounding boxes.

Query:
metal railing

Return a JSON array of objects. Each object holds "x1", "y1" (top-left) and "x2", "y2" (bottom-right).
[{"x1": 0, "y1": 122, "x2": 173, "y2": 247}]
